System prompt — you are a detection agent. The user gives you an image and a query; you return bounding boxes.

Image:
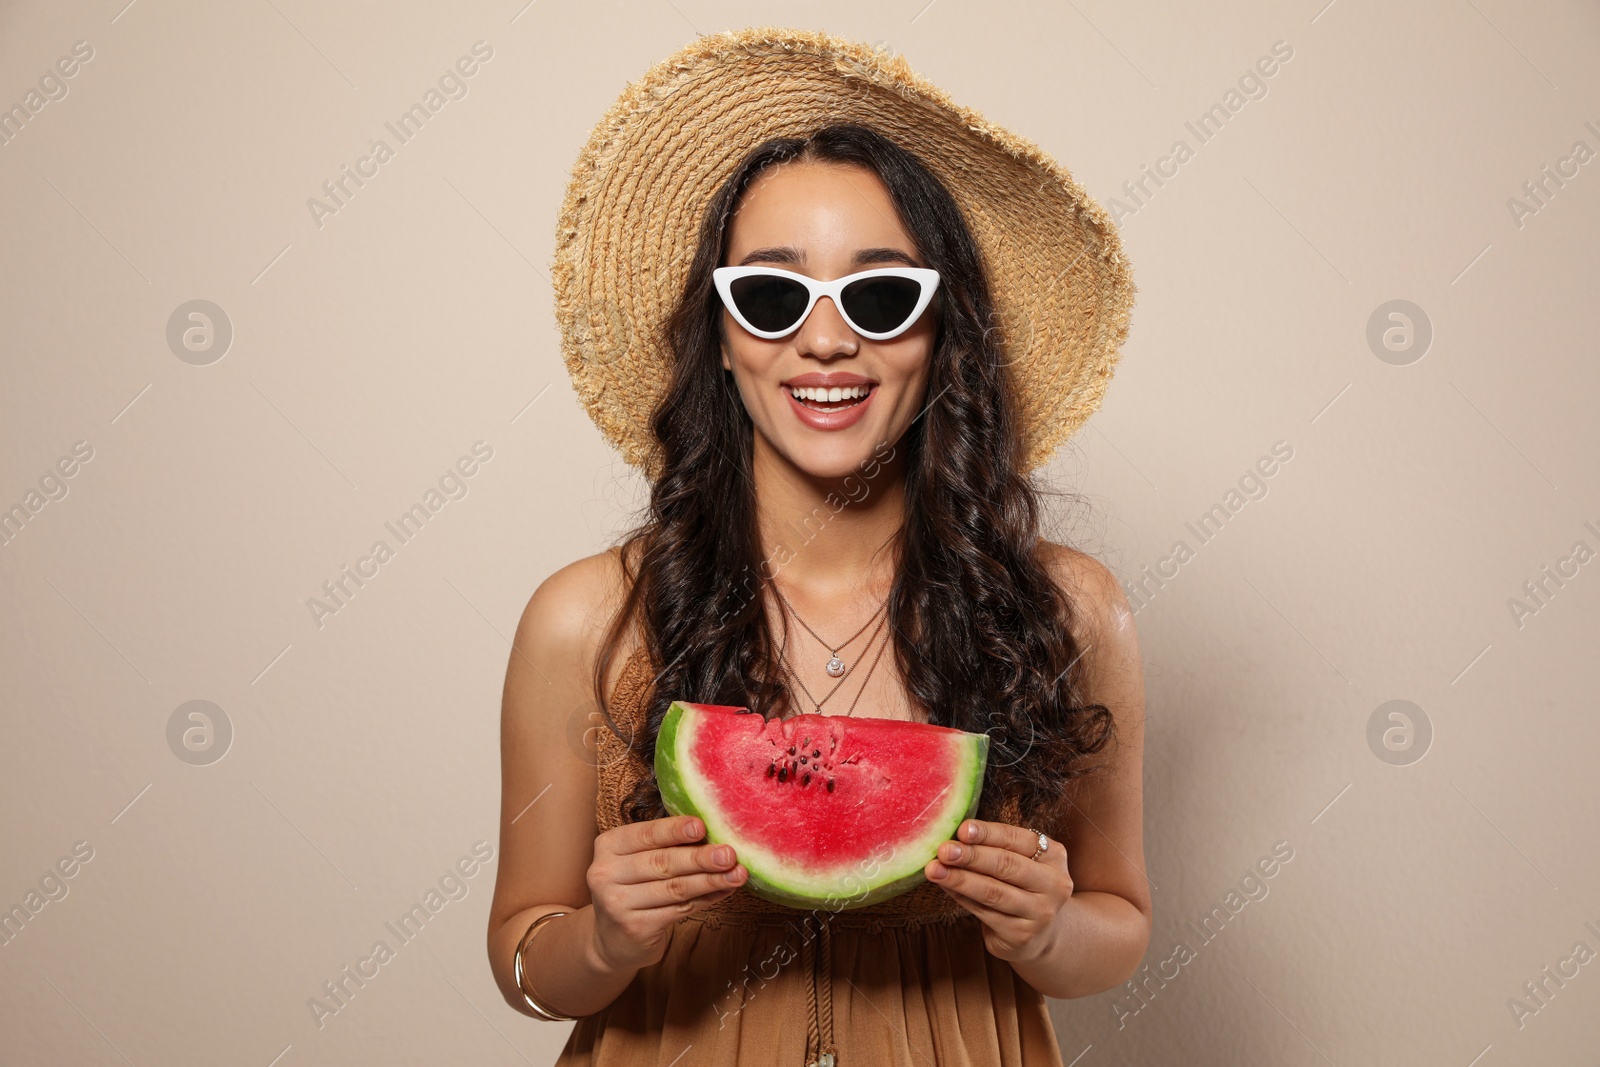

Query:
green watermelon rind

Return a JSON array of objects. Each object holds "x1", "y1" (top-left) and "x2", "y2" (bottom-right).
[{"x1": 655, "y1": 700, "x2": 990, "y2": 912}]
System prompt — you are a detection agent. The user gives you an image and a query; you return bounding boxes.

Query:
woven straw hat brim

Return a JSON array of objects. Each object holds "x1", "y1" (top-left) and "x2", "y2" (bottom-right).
[{"x1": 552, "y1": 26, "x2": 1136, "y2": 480}]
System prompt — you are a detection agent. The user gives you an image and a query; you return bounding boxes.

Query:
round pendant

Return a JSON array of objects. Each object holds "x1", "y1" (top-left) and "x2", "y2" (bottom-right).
[{"x1": 825, "y1": 656, "x2": 846, "y2": 678}]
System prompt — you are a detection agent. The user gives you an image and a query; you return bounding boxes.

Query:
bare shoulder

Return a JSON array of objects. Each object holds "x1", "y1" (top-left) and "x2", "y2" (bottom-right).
[
  {"x1": 514, "y1": 545, "x2": 629, "y2": 644},
  {"x1": 1038, "y1": 543, "x2": 1146, "y2": 787},
  {"x1": 490, "y1": 546, "x2": 641, "y2": 943},
  {"x1": 510, "y1": 544, "x2": 640, "y2": 698},
  {"x1": 1037, "y1": 540, "x2": 1136, "y2": 649}
]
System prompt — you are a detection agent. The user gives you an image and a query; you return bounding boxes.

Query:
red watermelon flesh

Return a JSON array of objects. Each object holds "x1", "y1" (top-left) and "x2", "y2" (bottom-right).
[{"x1": 654, "y1": 700, "x2": 989, "y2": 910}]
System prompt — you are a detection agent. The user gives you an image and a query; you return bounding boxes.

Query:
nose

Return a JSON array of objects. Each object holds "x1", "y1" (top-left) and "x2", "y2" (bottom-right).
[{"x1": 794, "y1": 295, "x2": 858, "y2": 359}]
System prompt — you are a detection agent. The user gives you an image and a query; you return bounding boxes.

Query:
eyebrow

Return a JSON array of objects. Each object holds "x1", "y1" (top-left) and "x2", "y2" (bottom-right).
[{"x1": 736, "y1": 245, "x2": 921, "y2": 268}]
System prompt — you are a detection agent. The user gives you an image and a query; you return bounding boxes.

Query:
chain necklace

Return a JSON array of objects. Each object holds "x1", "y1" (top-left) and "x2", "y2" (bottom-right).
[
  {"x1": 770, "y1": 579, "x2": 886, "y2": 678},
  {"x1": 776, "y1": 595, "x2": 893, "y2": 717},
  {"x1": 780, "y1": 611, "x2": 888, "y2": 716}
]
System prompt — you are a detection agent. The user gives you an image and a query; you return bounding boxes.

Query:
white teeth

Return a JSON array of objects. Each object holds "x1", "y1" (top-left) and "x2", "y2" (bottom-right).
[{"x1": 791, "y1": 384, "x2": 869, "y2": 402}]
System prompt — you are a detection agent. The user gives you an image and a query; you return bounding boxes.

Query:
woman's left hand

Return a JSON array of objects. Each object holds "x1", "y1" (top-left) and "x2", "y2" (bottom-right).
[{"x1": 925, "y1": 819, "x2": 1073, "y2": 963}]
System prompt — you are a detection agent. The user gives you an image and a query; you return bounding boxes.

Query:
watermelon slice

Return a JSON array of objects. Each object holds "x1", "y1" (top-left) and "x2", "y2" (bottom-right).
[{"x1": 654, "y1": 700, "x2": 989, "y2": 911}]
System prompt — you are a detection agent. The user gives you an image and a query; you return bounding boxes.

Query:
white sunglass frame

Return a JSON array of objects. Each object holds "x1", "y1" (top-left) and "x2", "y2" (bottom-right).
[{"x1": 712, "y1": 265, "x2": 942, "y2": 341}]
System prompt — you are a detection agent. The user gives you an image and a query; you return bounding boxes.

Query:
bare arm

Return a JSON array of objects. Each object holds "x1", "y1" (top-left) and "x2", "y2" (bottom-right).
[
  {"x1": 485, "y1": 550, "x2": 747, "y2": 1018},
  {"x1": 485, "y1": 550, "x2": 624, "y2": 1015},
  {"x1": 925, "y1": 546, "x2": 1153, "y2": 998},
  {"x1": 1020, "y1": 547, "x2": 1151, "y2": 996}
]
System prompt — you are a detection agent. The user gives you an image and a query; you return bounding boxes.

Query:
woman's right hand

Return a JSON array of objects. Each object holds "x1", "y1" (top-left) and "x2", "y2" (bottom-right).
[{"x1": 586, "y1": 814, "x2": 747, "y2": 972}]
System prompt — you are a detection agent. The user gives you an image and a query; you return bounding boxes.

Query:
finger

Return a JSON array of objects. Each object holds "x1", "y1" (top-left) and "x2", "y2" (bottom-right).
[
  {"x1": 935, "y1": 888, "x2": 1037, "y2": 958},
  {"x1": 924, "y1": 861, "x2": 1040, "y2": 919},
  {"x1": 615, "y1": 841, "x2": 739, "y2": 885},
  {"x1": 957, "y1": 819, "x2": 1051, "y2": 859},
  {"x1": 934, "y1": 841, "x2": 1056, "y2": 893},
  {"x1": 635, "y1": 882, "x2": 743, "y2": 919},
  {"x1": 620, "y1": 865, "x2": 748, "y2": 910},
  {"x1": 612, "y1": 815, "x2": 705, "y2": 855},
  {"x1": 935, "y1": 882, "x2": 1014, "y2": 928}
]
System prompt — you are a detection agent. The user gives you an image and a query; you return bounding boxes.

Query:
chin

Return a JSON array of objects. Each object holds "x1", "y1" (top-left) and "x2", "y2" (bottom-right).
[{"x1": 779, "y1": 435, "x2": 886, "y2": 483}]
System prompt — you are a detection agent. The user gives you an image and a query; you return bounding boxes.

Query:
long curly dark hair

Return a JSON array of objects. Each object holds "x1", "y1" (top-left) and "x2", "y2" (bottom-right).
[{"x1": 591, "y1": 122, "x2": 1115, "y2": 830}]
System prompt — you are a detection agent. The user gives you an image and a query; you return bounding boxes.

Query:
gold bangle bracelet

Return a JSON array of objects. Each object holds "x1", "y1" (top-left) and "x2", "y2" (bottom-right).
[{"x1": 514, "y1": 910, "x2": 578, "y2": 1022}]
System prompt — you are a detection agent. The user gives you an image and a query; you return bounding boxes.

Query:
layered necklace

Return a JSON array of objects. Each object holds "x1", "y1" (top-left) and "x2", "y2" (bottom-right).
[{"x1": 770, "y1": 579, "x2": 891, "y2": 717}]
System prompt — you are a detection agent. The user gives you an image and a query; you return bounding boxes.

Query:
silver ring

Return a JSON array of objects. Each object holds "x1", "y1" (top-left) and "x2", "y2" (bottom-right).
[{"x1": 1026, "y1": 828, "x2": 1048, "y2": 861}]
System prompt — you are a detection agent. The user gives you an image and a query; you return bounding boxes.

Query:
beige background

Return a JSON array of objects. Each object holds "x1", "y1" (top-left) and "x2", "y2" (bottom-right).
[{"x1": 2, "y1": 1, "x2": 1596, "y2": 1064}]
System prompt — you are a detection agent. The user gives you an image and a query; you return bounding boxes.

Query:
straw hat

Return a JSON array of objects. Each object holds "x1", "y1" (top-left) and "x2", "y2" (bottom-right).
[{"x1": 552, "y1": 26, "x2": 1135, "y2": 479}]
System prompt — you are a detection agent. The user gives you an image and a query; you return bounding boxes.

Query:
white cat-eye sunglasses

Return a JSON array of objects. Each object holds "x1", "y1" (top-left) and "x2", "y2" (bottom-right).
[{"x1": 712, "y1": 265, "x2": 942, "y2": 341}]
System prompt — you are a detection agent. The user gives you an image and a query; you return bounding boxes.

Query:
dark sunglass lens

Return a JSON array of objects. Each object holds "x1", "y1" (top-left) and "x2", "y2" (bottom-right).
[
  {"x1": 728, "y1": 275, "x2": 810, "y2": 333},
  {"x1": 841, "y1": 276, "x2": 923, "y2": 334}
]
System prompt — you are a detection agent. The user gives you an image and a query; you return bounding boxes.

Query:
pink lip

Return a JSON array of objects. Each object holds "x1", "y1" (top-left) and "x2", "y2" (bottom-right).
[{"x1": 784, "y1": 383, "x2": 876, "y2": 432}]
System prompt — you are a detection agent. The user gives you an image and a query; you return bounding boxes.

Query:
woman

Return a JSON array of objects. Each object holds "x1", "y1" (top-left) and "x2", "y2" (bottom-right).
[{"x1": 488, "y1": 29, "x2": 1149, "y2": 1067}]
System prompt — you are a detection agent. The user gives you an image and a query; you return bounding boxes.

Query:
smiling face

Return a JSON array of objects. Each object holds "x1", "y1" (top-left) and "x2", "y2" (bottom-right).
[{"x1": 719, "y1": 160, "x2": 939, "y2": 481}]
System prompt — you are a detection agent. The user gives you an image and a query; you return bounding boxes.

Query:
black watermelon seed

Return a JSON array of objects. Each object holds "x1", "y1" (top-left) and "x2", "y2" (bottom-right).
[
  {"x1": 788, "y1": 745, "x2": 796, "y2": 755},
  {"x1": 826, "y1": 778, "x2": 835, "y2": 792},
  {"x1": 812, "y1": 749, "x2": 820, "y2": 759},
  {"x1": 802, "y1": 772, "x2": 811, "y2": 786},
  {"x1": 800, "y1": 755, "x2": 808, "y2": 764},
  {"x1": 766, "y1": 763, "x2": 775, "y2": 777},
  {"x1": 778, "y1": 767, "x2": 787, "y2": 783}
]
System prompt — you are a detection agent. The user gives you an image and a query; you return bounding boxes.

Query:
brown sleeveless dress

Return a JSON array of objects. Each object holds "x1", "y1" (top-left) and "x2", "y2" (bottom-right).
[{"x1": 554, "y1": 642, "x2": 1069, "y2": 1067}]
